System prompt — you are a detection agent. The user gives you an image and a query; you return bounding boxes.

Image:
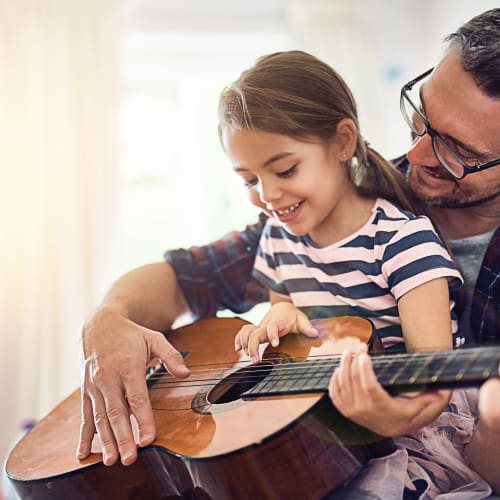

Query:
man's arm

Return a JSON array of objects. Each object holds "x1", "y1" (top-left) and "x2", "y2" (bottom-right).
[
  {"x1": 165, "y1": 214, "x2": 268, "y2": 317},
  {"x1": 77, "y1": 217, "x2": 267, "y2": 466}
]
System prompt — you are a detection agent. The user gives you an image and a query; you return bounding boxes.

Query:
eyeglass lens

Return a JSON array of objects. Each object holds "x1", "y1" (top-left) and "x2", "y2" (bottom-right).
[{"x1": 401, "y1": 80, "x2": 465, "y2": 178}]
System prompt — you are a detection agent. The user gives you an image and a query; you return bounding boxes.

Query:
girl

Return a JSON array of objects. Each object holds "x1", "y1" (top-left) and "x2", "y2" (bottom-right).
[{"x1": 220, "y1": 51, "x2": 463, "y2": 439}]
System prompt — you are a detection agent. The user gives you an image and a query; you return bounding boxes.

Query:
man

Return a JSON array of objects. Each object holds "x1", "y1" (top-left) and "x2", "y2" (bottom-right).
[{"x1": 77, "y1": 8, "x2": 500, "y2": 496}]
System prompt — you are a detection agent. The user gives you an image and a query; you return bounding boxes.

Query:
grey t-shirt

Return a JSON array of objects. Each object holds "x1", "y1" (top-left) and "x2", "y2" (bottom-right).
[{"x1": 448, "y1": 228, "x2": 496, "y2": 345}]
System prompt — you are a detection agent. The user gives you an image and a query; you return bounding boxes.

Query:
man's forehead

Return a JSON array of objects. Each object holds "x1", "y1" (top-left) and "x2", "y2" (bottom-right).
[{"x1": 422, "y1": 49, "x2": 500, "y2": 156}]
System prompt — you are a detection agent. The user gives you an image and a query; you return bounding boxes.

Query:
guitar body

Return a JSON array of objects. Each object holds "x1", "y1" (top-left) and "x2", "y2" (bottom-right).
[{"x1": 6, "y1": 316, "x2": 390, "y2": 500}]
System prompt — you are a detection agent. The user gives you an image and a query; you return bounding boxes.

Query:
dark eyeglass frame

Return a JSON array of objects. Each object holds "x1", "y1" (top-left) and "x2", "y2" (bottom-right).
[{"x1": 400, "y1": 67, "x2": 500, "y2": 179}]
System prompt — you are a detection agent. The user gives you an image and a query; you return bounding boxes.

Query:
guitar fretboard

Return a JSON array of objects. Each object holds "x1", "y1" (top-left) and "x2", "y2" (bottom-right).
[{"x1": 242, "y1": 347, "x2": 500, "y2": 397}]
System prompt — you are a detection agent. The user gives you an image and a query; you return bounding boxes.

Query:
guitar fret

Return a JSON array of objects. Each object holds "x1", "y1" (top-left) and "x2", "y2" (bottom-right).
[
  {"x1": 407, "y1": 353, "x2": 434, "y2": 383},
  {"x1": 372, "y1": 354, "x2": 411, "y2": 382},
  {"x1": 377, "y1": 358, "x2": 410, "y2": 385},
  {"x1": 301, "y1": 361, "x2": 318, "y2": 391},
  {"x1": 302, "y1": 361, "x2": 330, "y2": 392},
  {"x1": 390, "y1": 355, "x2": 429, "y2": 386},
  {"x1": 443, "y1": 353, "x2": 473, "y2": 381},
  {"x1": 456, "y1": 349, "x2": 498, "y2": 380},
  {"x1": 457, "y1": 349, "x2": 482, "y2": 379},
  {"x1": 281, "y1": 364, "x2": 304, "y2": 392}
]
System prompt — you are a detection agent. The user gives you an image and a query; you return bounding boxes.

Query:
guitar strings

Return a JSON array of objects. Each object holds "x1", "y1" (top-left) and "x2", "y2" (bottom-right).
[
  {"x1": 145, "y1": 348, "x2": 487, "y2": 380},
  {"x1": 145, "y1": 348, "x2": 496, "y2": 391},
  {"x1": 146, "y1": 350, "x2": 488, "y2": 386}
]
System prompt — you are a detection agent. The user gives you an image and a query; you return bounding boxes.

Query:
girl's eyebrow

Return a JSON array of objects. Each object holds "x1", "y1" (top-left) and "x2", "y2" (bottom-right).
[
  {"x1": 262, "y1": 151, "x2": 295, "y2": 167},
  {"x1": 233, "y1": 151, "x2": 295, "y2": 173}
]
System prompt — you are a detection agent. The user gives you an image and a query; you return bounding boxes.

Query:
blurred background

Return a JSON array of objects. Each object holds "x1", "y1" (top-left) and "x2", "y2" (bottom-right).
[{"x1": 0, "y1": 0, "x2": 497, "y2": 492}]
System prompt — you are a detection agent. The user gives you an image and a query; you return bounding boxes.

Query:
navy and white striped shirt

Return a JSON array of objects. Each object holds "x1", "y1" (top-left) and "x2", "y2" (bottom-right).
[{"x1": 253, "y1": 198, "x2": 463, "y2": 351}]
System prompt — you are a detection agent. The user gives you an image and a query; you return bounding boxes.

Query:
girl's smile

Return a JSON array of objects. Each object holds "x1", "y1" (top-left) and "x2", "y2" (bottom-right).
[{"x1": 266, "y1": 200, "x2": 304, "y2": 223}]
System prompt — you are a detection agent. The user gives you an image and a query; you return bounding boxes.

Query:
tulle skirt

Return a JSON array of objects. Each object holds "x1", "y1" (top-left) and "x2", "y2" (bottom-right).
[{"x1": 328, "y1": 388, "x2": 492, "y2": 499}]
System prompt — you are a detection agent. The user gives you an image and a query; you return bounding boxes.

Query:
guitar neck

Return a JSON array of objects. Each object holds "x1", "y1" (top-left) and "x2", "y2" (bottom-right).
[{"x1": 243, "y1": 347, "x2": 500, "y2": 397}]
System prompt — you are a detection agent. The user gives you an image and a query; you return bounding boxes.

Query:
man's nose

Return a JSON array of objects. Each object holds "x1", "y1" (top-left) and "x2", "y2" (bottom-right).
[{"x1": 407, "y1": 133, "x2": 441, "y2": 167}]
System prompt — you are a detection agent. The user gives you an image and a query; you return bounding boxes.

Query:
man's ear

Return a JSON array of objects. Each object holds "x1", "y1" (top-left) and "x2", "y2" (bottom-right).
[{"x1": 335, "y1": 118, "x2": 358, "y2": 159}]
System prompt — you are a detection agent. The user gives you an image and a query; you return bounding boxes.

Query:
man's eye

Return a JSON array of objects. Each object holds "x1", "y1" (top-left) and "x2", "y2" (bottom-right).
[
  {"x1": 277, "y1": 165, "x2": 297, "y2": 178},
  {"x1": 452, "y1": 146, "x2": 480, "y2": 166}
]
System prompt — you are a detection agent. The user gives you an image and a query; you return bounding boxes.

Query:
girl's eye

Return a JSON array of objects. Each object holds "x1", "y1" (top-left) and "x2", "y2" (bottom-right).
[
  {"x1": 277, "y1": 164, "x2": 297, "y2": 178},
  {"x1": 243, "y1": 178, "x2": 258, "y2": 188}
]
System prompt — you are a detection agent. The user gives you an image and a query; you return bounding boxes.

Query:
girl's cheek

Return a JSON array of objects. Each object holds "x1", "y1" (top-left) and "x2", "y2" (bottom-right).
[{"x1": 249, "y1": 189, "x2": 266, "y2": 210}]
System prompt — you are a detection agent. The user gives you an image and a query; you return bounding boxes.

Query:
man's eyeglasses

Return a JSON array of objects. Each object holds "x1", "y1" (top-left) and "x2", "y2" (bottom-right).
[{"x1": 400, "y1": 67, "x2": 500, "y2": 179}]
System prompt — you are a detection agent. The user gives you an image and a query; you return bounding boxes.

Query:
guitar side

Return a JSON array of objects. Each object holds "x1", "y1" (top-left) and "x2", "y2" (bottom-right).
[{"x1": 6, "y1": 316, "x2": 385, "y2": 500}]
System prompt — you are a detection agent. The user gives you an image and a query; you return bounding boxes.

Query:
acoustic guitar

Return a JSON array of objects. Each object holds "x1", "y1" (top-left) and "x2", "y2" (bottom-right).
[{"x1": 5, "y1": 316, "x2": 500, "y2": 500}]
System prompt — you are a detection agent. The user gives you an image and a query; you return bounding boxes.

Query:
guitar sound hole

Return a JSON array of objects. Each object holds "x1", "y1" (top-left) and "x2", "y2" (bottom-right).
[{"x1": 208, "y1": 363, "x2": 273, "y2": 404}]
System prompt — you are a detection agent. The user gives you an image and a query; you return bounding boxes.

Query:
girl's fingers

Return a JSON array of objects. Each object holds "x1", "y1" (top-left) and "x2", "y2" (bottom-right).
[
  {"x1": 336, "y1": 349, "x2": 355, "y2": 406},
  {"x1": 267, "y1": 322, "x2": 280, "y2": 347},
  {"x1": 296, "y1": 314, "x2": 319, "y2": 338},
  {"x1": 235, "y1": 324, "x2": 258, "y2": 352},
  {"x1": 247, "y1": 327, "x2": 269, "y2": 363}
]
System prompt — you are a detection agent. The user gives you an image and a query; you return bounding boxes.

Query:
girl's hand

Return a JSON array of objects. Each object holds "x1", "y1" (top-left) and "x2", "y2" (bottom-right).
[
  {"x1": 234, "y1": 302, "x2": 318, "y2": 363},
  {"x1": 328, "y1": 344, "x2": 451, "y2": 436}
]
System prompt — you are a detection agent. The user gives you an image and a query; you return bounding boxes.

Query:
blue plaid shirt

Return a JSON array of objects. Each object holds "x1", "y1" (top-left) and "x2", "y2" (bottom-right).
[{"x1": 165, "y1": 157, "x2": 500, "y2": 346}]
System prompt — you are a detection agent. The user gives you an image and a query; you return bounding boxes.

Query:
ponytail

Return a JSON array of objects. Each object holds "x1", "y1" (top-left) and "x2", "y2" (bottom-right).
[{"x1": 350, "y1": 139, "x2": 426, "y2": 216}]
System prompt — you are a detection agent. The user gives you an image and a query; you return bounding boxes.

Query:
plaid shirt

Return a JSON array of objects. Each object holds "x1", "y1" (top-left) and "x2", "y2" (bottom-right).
[{"x1": 165, "y1": 157, "x2": 500, "y2": 345}]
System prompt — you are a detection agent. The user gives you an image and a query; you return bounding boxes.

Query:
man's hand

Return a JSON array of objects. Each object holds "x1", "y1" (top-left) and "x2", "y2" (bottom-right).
[
  {"x1": 466, "y1": 378, "x2": 500, "y2": 494},
  {"x1": 478, "y1": 378, "x2": 500, "y2": 432},
  {"x1": 77, "y1": 305, "x2": 189, "y2": 466},
  {"x1": 328, "y1": 344, "x2": 450, "y2": 436}
]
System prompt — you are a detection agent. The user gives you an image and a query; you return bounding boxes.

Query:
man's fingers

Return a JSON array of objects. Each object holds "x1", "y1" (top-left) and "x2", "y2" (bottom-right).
[
  {"x1": 150, "y1": 331, "x2": 190, "y2": 378},
  {"x1": 124, "y1": 378, "x2": 156, "y2": 448},
  {"x1": 88, "y1": 360, "x2": 141, "y2": 466},
  {"x1": 91, "y1": 392, "x2": 121, "y2": 466},
  {"x1": 77, "y1": 391, "x2": 97, "y2": 460}
]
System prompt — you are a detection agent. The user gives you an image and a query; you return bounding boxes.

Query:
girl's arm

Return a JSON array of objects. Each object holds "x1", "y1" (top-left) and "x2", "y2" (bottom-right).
[
  {"x1": 329, "y1": 277, "x2": 453, "y2": 437},
  {"x1": 398, "y1": 277, "x2": 453, "y2": 352}
]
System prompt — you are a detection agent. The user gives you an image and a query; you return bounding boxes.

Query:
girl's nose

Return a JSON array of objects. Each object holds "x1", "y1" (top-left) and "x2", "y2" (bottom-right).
[{"x1": 258, "y1": 180, "x2": 281, "y2": 206}]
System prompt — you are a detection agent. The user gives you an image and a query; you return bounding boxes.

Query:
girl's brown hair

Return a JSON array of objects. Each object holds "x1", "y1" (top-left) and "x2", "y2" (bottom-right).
[{"x1": 218, "y1": 50, "x2": 424, "y2": 215}]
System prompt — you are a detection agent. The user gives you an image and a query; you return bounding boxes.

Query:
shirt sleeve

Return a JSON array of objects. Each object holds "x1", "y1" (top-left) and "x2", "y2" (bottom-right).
[
  {"x1": 252, "y1": 220, "x2": 289, "y2": 296},
  {"x1": 381, "y1": 215, "x2": 463, "y2": 300},
  {"x1": 164, "y1": 213, "x2": 268, "y2": 318},
  {"x1": 470, "y1": 226, "x2": 500, "y2": 344}
]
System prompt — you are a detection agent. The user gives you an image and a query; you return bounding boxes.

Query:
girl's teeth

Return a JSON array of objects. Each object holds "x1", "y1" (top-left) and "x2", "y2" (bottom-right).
[{"x1": 278, "y1": 202, "x2": 300, "y2": 215}]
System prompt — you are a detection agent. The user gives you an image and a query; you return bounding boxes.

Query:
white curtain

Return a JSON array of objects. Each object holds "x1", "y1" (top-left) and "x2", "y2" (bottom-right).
[{"x1": 0, "y1": 0, "x2": 122, "y2": 472}]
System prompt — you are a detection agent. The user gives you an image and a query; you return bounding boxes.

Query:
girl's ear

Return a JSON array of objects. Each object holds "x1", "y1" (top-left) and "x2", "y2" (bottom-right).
[{"x1": 335, "y1": 118, "x2": 358, "y2": 160}]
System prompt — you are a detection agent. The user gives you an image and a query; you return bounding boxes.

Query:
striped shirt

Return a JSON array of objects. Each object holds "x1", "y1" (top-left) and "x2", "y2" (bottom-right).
[{"x1": 253, "y1": 198, "x2": 463, "y2": 351}]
